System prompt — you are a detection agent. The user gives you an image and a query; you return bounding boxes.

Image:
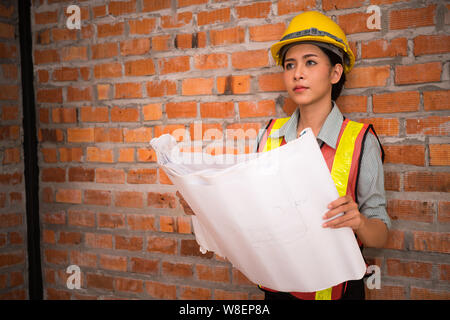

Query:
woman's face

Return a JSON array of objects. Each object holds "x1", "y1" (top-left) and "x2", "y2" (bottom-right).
[{"x1": 282, "y1": 43, "x2": 342, "y2": 107}]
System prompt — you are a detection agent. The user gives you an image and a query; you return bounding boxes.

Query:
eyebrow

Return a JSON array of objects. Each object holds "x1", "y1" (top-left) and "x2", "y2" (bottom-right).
[{"x1": 284, "y1": 54, "x2": 318, "y2": 62}]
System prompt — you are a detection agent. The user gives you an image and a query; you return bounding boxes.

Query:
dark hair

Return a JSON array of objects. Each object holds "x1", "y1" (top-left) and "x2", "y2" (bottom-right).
[
  {"x1": 280, "y1": 44, "x2": 346, "y2": 101},
  {"x1": 318, "y1": 46, "x2": 346, "y2": 102}
]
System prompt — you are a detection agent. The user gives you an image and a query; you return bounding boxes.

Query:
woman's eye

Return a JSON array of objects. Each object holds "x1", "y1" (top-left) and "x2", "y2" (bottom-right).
[
  {"x1": 306, "y1": 60, "x2": 317, "y2": 66},
  {"x1": 285, "y1": 63, "x2": 295, "y2": 70}
]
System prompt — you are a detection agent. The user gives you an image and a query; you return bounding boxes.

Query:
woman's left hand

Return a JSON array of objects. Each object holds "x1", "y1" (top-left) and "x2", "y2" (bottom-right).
[{"x1": 322, "y1": 195, "x2": 365, "y2": 231}]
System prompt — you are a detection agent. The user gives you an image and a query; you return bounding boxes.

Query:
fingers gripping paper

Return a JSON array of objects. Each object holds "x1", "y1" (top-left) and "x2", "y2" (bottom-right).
[{"x1": 150, "y1": 129, "x2": 366, "y2": 292}]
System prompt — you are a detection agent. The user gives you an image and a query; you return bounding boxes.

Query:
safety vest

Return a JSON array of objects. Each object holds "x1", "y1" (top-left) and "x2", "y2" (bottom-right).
[{"x1": 257, "y1": 116, "x2": 383, "y2": 300}]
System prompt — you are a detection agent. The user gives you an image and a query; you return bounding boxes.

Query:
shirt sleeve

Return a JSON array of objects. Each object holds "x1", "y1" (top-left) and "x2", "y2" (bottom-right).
[{"x1": 357, "y1": 132, "x2": 391, "y2": 229}]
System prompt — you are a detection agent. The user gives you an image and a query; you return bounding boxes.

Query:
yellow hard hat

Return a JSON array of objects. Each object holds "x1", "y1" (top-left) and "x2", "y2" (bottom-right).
[{"x1": 271, "y1": 11, "x2": 355, "y2": 73}]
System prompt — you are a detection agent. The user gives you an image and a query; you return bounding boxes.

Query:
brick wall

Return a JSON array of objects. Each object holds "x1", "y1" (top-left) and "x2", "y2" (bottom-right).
[
  {"x1": 30, "y1": 0, "x2": 449, "y2": 300},
  {"x1": 0, "y1": 0, "x2": 28, "y2": 300}
]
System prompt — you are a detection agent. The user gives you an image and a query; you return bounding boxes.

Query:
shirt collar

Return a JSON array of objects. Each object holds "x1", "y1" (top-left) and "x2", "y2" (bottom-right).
[{"x1": 268, "y1": 101, "x2": 344, "y2": 149}]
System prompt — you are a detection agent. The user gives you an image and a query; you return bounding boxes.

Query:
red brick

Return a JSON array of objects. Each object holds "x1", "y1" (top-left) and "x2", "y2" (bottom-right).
[
  {"x1": 239, "y1": 100, "x2": 276, "y2": 118},
  {"x1": 277, "y1": 0, "x2": 315, "y2": 15},
  {"x1": 99, "y1": 254, "x2": 127, "y2": 272},
  {"x1": 147, "y1": 236, "x2": 177, "y2": 254},
  {"x1": 143, "y1": 103, "x2": 162, "y2": 120},
  {"x1": 86, "y1": 273, "x2": 114, "y2": 291},
  {"x1": 362, "y1": 38, "x2": 407, "y2": 59},
  {"x1": 109, "y1": 0, "x2": 136, "y2": 16},
  {"x1": 210, "y1": 27, "x2": 245, "y2": 46},
  {"x1": 194, "y1": 53, "x2": 228, "y2": 70},
  {"x1": 80, "y1": 106, "x2": 109, "y2": 122},
  {"x1": 142, "y1": 0, "x2": 171, "y2": 12},
  {"x1": 35, "y1": 10, "x2": 58, "y2": 24},
  {"x1": 44, "y1": 249, "x2": 67, "y2": 265},
  {"x1": 336, "y1": 95, "x2": 367, "y2": 113},
  {"x1": 68, "y1": 210, "x2": 95, "y2": 227},
  {"x1": 182, "y1": 78, "x2": 214, "y2": 96},
  {"x1": 130, "y1": 257, "x2": 158, "y2": 274},
  {"x1": 196, "y1": 264, "x2": 230, "y2": 283},
  {"x1": 52, "y1": 67, "x2": 78, "y2": 81},
  {"x1": 232, "y1": 49, "x2": 268, "y2": 69},
  {"x1": 128, "y1": 18, "x2": 157, "y2": 34},
  {"x1": 146, "y1": 80, "x2": 177, "y2": 97},
  {"x1": 389, "y1": 5, "x2": 436, "y2": 30},
  {"x1": 429, "y1": 144, "x2": 450, "y2": 166},
  {"x1": 94, "y1": 128, "x2": 123, "y2": 143},
  {"x1": 145, "y1": 281, "x2": 176, "y2": 299},
  {"x1": 411, "y1": 287, "x2": 450, "y2": 300},
  {"x1": 236, "y1": 2, "x2": 271, "y2": 19},
  {"x1": 373, "y1": 91, "x2": 419, "y2": 113},
  {"x1": 217, "y1": 75, "x2": 251, "y2": 95},
  {"x1": 111, "y1": 106, "x2": 139, "y2": 122},
  {"x1": 159, "y1": 55, "x2": 190, "y2": 74},
  {"x1": 97, "y1": 22, "x2": 124, "y2": 38},
  {"x1": 166, "y1": 101, "x2": 197, "y2": 119},
  {"x1": 124, "y1": 58, "x2": 155, "y2": 76},
  {"x1": 127, "y1": 169, "x2": 157, "y2": 184},
  {"x1": 114, "y1": 82, "x2": 142, "y2": 99},
  {"x1": 114, "y1": 191, "x2": 144, "y2": 208},
  {"x1": 85, "y1": 233, "x2": 113, "y2": 249},
  {"x1": 124, "y1": 213, "x2": 155, "y2": 231},
  {"x1": 96, "y1": 168, "x2": 125, "y2": 184},
  {"x1": 258, "y1": 72, "x2": 285, "y2": 92},
  {"x1": 346, "y1": 66, "x2": 390, "y2": 88},
  {"x1": 94, "y1": 62, "x2": 122, "y2": 78},
  {"x1": 58, "y1": 231, "x2": 82, "y2": 245},
  {"x1": 123, "y1": 127, "x2": 152, "y2": 143},
  {"x1": 414, "y1": 35, "x2": 450, "y2": 56},
  {"x1": 34, "y1": 49, "x2": 59, "y2": 64},
  {"x1": 68, "y1": 167, "x2": 95, "y2": 182},
  {"x1": 162, "y1": 261, "x2": 193, "y2": 278},
  {"x1": 55, "y1": 189, "x2": 81, "y2": 204},
  {"x1": 67, "y1": 86, "x2": 92, "y2": 102},
  {"x1": 338, "y1": 12, "x2": 374, "y2": 34},
  {"x1": 86, "y1": 147, "x2": 113, "y2": 163},
  {"x1": 387, "y1": 199, "x2": 434, "y2": 223},
  {"x1": 423, "y1": 90, "x2": 450, "y2": 111},
  {"x1": 98, "y1": 212, "x2": 125, "y2": 229},
  {"x1": 148, "y1": 192, "x2": 177, "y2": 208},
  {"x1": 323, "y1": 0, "x2": 364, "y2": 10},
  {"x1": 161, "y1": 12, "x2": 192, "y2": 29},
  {"x1": 395, "y1": 62, "x2": 441, "y2": 85},
  {"x1": 200, "y1": 102, "x2": 234, "y2": 118},
  {"x1": 405, "y1": 171, "x2": 450, "y2": 192},
  {"x1": 384, "y1": 145, "x2": 425, "y2": 166},
  {"x1": 36, "y1": 88, "x2": 62, "y2": 103},
  {"x1": 198, "y1": 8, "x2": 230, "y2": 26},
  {"x1": 115, "y1": 235, "x2": 143, "y2": 251},
  {"x1": 413, "y1": 231, "x2": 449, "y2": 254},
  {"x1": 406, "y1": 116, "x2": 449, "y2": 136},
  {"x1": 84, "y1": 190, "x2": 111, "y2": 206},
  {"x1": 116, "y1": 277, "x2": 143, "y2": 293},
  {"x1": 438, "y1": 202, "x2": 450, "y2": 223},
  {"x1": 358, "y1": 118, "x2": 399, "y2": 136},
  {"x1": 180, "y1": 286, "x2": 212, "y2": 300}
]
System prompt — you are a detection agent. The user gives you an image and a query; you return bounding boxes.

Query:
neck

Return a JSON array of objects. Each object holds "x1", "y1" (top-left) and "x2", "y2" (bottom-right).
[{"x1": 297, "y1": 97, "x2": 333, "y2": 137}]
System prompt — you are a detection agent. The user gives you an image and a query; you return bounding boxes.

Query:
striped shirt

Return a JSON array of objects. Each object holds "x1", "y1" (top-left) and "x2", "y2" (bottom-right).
[{"x1": 255, "y1": 102, "x2": 391, "y2": 229}]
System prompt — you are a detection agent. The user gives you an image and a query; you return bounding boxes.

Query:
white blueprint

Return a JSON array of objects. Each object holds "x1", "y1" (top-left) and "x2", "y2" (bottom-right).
[{"x1": 150, "y1": 129, "x2": 366, "y2": 292}]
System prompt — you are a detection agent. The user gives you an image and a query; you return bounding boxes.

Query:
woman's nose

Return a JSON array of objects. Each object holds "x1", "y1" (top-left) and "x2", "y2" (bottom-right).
[{"x1": 293, "y1": 65, "x2": 304, "y2": 80}]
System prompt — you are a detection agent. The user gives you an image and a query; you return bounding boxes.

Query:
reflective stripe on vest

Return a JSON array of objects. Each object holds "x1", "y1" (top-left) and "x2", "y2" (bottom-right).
[{"x1": 258, "y1": 117, "x2": 368, "y2": 300}]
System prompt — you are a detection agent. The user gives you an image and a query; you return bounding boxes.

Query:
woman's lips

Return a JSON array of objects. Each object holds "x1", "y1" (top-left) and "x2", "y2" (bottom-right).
[{"x1": 293, "y1": 86, "x2": 308, "y2": 93}]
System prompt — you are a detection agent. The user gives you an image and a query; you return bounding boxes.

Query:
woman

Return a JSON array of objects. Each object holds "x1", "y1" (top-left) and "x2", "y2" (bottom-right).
[{"x1": 255, "y1": 11, "x2": 391, "y2": 300}]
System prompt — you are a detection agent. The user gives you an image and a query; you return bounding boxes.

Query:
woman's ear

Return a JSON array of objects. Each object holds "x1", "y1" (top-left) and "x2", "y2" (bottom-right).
[{"x1": 330, "y1": 64, "x2": 344, "y2": 85}]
